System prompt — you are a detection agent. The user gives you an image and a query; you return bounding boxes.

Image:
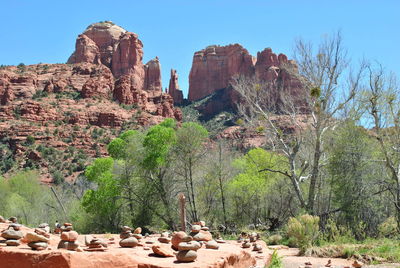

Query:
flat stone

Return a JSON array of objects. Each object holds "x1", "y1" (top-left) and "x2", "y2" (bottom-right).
[
  {"x1": 57, "y1": 240, "x2": 68, "y2": 249},
  {"x1": 158, "y1": 237, "x2": 171, "y2": 243},
  {"x1": 216, "y1": 239, "x2": 226, "y2": 243},
  {"x1": 191, "y1": 230, "x2": 212, "y2": 241},
  {"x1": 178, "y1": 241, "x2": 201, "y2": 251},
  {"x1": 176, "y1": 250, "x2": 197, "y2": 262},
  {"x1": 201, "y1": 227, "x2": 209, "y2": 231},
  {"x1": 191, "y1": 225, "x2": 201, "y2": 233},
  {"x1": 28, "y1": 242, "x2": 48, "y2": 250},
  {"x1": 161, "y1": 232, "x2": 169, "y2": 238},
  {"x1": 120, "y1": 231, "x2": 131, "y2": 239},
  {"x1": 9, "y1": 223, "x2": 22, "y2": 231},
  {"x1": 121, "y1": 226, "x2": 132, "y2": 232},
  {"x1": 119, "y1": 237, "x2": 138, "y2": 248},
  {"x1": 152, "y1": 244, "x2": 174, "y2": 257},
  {"x1": 67, "y1": 241, "x2": 80, "y2": 251},
  {"x1": 6, "y1": 239, "x2": 20, "y2": 246},
  {"x1": 84, "y1": 235, "x2": 93, "y2": 246},
  {"x1": 181, "y1": 236, "x2": 193, "y2": 242},
  {"x1": 133, "y1": 234, "x2": 142, "y2": 240},
  {"x1": 1, "y1": 230, "x2": 23, "y2": 240},
  {"x1": 205, "y1": 240, "x2": 219, "y2": 249},
  {"x1": 25, "y1": 232, "x2": 49, "y2": 243},
  {"x1": 34, "y1": 228, "x2": 50, "y2": 238},
  {"x1": 84, "y1": 247, "x2": 107, "y2": 252}
]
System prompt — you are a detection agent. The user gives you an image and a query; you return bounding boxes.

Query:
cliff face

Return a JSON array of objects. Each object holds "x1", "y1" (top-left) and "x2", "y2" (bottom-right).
[
  {"x1": 168, "y1": 69, "x2": 184, "y2": 105},
  {"x1": 0, "y1": 21, "x2": 182, "y2": 182},
  {"x1": 188, "y1": 44, "x2": 304, "y2": 118}
]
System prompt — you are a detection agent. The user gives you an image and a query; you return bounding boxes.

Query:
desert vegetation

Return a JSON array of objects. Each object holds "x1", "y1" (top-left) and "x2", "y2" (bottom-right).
[{"x1": 1, "y1": 32, "x2": 400, "y2": 265}]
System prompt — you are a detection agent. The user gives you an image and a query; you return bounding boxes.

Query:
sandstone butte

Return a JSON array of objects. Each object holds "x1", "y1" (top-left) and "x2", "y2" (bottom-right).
[
  {"x1": 0, "y1": 21, "x2": 182, "y2": 182},
  {"x1": 0, "y1": 223, "x2": 269, "y2": 268},
  {"x1": 187, "y1": 44, "x2": 305, "y2": 118}
]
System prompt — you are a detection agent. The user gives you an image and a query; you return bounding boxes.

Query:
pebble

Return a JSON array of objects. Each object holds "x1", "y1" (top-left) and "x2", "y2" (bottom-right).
[
  {"x1": 205, "y1": 240, "x2": 219, "y2": 249},
  {"x1": 119, "y1": 237, "x2": 138, "y2": 247},
  {"x1": 28, "y1": 242, "x2": 48, "y2": 250},
  {"x1": 178, "y1": 241, "x2": 201, "y2": 251},
  {"x1": 6, "y1": 240, "x2": 20, "y2": 246},
  {"x1": 191, "y1": 225, "x2": 201, "y2": 233},
  {"x1": 158, "y1": 237, "x2": 171, "y2": 243},
  {"x1": 133, "y1": 227, "x2": 142, "y2": 234}
]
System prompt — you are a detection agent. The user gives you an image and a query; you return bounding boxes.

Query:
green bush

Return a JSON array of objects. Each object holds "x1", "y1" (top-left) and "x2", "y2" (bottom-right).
[
  {"x1": 267, "y1": 234, "x2": 283, "y2": 245},
  {"x1": 267, "y1": 250, "x2": 282, "y2": 268},
  {"x1": 378, "y1": 217, "x2": 398, "y2": 238},
  {"x1": 286, "y1": 214, "x2": 320, "y2": 252}
]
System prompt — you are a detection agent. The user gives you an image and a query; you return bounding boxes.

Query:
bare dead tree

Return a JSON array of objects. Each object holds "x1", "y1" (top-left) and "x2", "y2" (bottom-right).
[
  {"x1": 232, "y1": 31, "x2": 365, "y2": 214},
  {"x1": 364, "y1": 63, "x2": 400, "y2": 228}
]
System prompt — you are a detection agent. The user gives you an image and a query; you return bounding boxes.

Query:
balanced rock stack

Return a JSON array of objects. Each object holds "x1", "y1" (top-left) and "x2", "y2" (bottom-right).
[
  {"x1": 38, "y1": 223, "x2": 50, "y2": 233},
  {"x1": 189, "y1": 221, "x2": 213, "y2": 243},
  {"x1": 176, "y1": 236, "x2": 201, "y2": 262},
  {"x1": 57, "y1": 223, "x2": 82, "y2": 251},
  {"x1": 119, "y1": 226, "x2": 139, "y2": 248},
  {"x1": 25, "y1": 228, "x2": 50, "y2": 250},
  {"x1": 158, "y1": 232, "x2": 171, "y2": 243},
  {"x1": 1, "y1": 223, "x2": 23, "y2": 246},
  {"x1": 85, "y1": 237, "x2": 108, "y2": 251},
  {"x1": 171, "y1": 231, "x2": 187, "y2": 250}
]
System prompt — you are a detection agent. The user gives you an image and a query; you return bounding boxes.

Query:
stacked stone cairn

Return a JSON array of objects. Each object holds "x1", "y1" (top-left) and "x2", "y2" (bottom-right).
[
  {"x1": 1, "y1": 223, "x2": 23, "y2": 246},
  {"x1": 25, "y1": 227, "x2": 50, "y2": 251},
  {"x1": 119, "y1": 226, "x2": 139, "y2": 248},
  {"x1": 85, "y1": 237, "x2": 108, "y2": 251},
  {"x1": 38, "y1": 223, "x2": 50, "y2": 233},
  {"x1": 176, "y1": 235, "x2": 201, "y2": 262},
  {"x1": 157, "y1": 232, "x2": 171, "y2": 243},
  {"x1": 57, "y1": 223, "x2": 82, "y2": 251},
  {"x1": 189, "y1": 221, "x2": 213, "y2": 244}
]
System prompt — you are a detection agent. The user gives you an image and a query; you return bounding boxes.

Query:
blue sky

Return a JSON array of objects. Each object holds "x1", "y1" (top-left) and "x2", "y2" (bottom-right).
[{"x1": 1, "y1": 1, "x2": 399, "y2": 97}]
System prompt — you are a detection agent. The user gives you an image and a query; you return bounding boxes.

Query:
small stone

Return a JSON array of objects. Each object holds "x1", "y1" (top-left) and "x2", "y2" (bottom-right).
[
  {"x1": 134, "y1": 227, "x2": 142, "y2": 234},
  {"x1": 84, "y1": 247, "x2": 107, "y2": 252},
  {"x1": 158, "y1": 237, "x2": 171, "y2": 243},
  {"x1": 25, "y1": 232, "x2": 49, "y2": 243},
  {"x1": 64, "y1": 223, "x2": 73, "y2": 227},
  {"x1": 6, "y1": 240, "x2": 20, "y2": 246},
  {"x1": 181, "y1": 236, "x2": 193, "y2": 242},
  {"x1": 57, "y1": 240, "x2": 68, "y2": 249},
  {"x1": 85, "y1": 235, "x2": 93, "y2": 246},
  {"x1": 242, "y1": 241, "x2": 251, "y2": 248},
  {"x1": 205, "y1": 240, "x2": 219, "y2": 249},
  {"x1": 191, "y1": 230, "x2": 212, "y2": 241},
  {"x1": 201, "y1": 227, "x2": 209, "y2": 231},
  {"x1": 61, "y1": 225, "x2": 73, "y2": 232},
  {"x1": 193, "y1": 221, "x2": 206, "y2": 227},
  {"x1": 176, "y1": 250, "x2": 197, "y2": 262},
  {"x1": 191, "y1": 225, "x2": 201, "y2": 233},
  {"x1": 171, "y1": 231, "x2": 187, "y2": 250},
  {"x1": 145, "y1": 240, "x2": 155, "y2": 244},
  {"x1": 67, "y1": 241, "x2": 80, "y2": 251},
  {"x1": 352, "y1": 261, "x2": 364, "y2": 268},
  {"x1": 28, "y1": 242, "x2": 48, "y2": 250},
  {"x1": 0, "y1": 243, "x2": 7, "y2": 247},
  {"x1": 133, "y1": 234, "x2": 142, "y2": 240},
  {"x1": 161, "y1": 232, "x2": 169, "y2": 238},
  {"x1": 76, "y1": 246, "x2": 84, "y2": 252},
  {"x1": 216, "y1": 239, "x2": 226, "y2": 243},
  {"x1": 9, "y1": 223, "x2": 21, "y2": 231},
  {"x1": 61, "y1": 231, "x2": 79, "y2": 242},
  {"x1": 178, "y1": 241, "x2": 201, "y2": 251},
  {"x1": 35, "y1": 228, "x2": 50, "y2": 238},
  {"x1": 9, "y1": 217, "x2": 17, "y2": 223},
  {"x1": 121, "y1": 226, "x2": 132, "y2": 232},
  {"x1": 119, "y1": 237, "x2": 138, "y2": 248},
  {"x1": 152, "y1": 244, "x2": 174, "y2": 257},
  {"x1": 120, "y1": 231, "x2": 132, "y2": 239},
  {"x1": 253, "y1": 244, "x2": 262, "y2": 251},
  {"x1": 143, "y1": 246, "x2": 150, "y2": 250},
  {"x1": 1, "y1": 229, "x2": 23, "y2": 240}
]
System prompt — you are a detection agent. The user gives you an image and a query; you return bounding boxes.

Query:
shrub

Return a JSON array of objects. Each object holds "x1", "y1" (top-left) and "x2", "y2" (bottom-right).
[
  {"x1": 267, "y1": 234, "x2": 283, "y2": 245},
  {"x1": 286, "y1": 214, "x2": 320, "y2": 252},
  {"x1": 378, "y1": 217, "x2": 398, "y2": 238}
]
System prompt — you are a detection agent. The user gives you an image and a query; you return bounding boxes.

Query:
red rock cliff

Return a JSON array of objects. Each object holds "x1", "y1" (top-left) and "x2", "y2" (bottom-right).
[{"x1": 168, "y1": 69, "x2": 183, "y2": 105}]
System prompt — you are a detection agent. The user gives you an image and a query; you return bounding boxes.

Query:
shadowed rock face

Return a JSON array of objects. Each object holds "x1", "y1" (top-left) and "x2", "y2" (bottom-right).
[{"x1": 188, "y1": 44, "x2": 305, "y2": 118}]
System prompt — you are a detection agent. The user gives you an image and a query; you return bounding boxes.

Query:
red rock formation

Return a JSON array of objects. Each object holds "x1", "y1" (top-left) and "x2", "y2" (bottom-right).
[
  {"x1": 144, "y1": 57, "x2": 162, "y2": 91},
  {"x1": 188, "y1": 44, "x2": 305, "y2": 117},
  {"x1": 111, "y1": 32, "x2": 144, "y2": 78},
  {"x1": 188, "y1": 44, "x2": 254, "y2": 101},
  {"x1": 67, "y1": 34, "x2": 101, "y2": 65},
  {"x1": 168, "y1": 69, "x2": 184, "y2": 105}
]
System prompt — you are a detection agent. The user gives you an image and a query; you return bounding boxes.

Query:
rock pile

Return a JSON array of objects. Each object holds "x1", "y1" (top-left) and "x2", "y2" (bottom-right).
[
  {"x1": 1, "y1": 223, "x2": 23, "y2": 246},
  {"x1": 171, "y1": 231, "x2": 186, "y2": 250},
  {"x1": 158, "y1": 232, "x2": 171, "y2": 243},
  {"x1": 189, "y1": 221, "x2": 213, "y2": 243},
  {"x1": 119, "y1": 226, "x2": 139, "y2": 248},
  {"x1": 57, "y1": 223, "x2": 82, "y2": 251},
  {"x1": 25, "y1": 228, "x2": 50, "y2": 251},
  {"x1": 85, "y1": 237, "x2": 108, "y2": 252},
  {"x1": 176, "y1": 236, "x2": 201, "y2": 263}
]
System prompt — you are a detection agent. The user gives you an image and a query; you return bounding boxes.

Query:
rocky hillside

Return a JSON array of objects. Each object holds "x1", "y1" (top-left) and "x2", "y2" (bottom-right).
[{"x1": 0, "y1": 21, "x2": 182, "y2": 183}]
